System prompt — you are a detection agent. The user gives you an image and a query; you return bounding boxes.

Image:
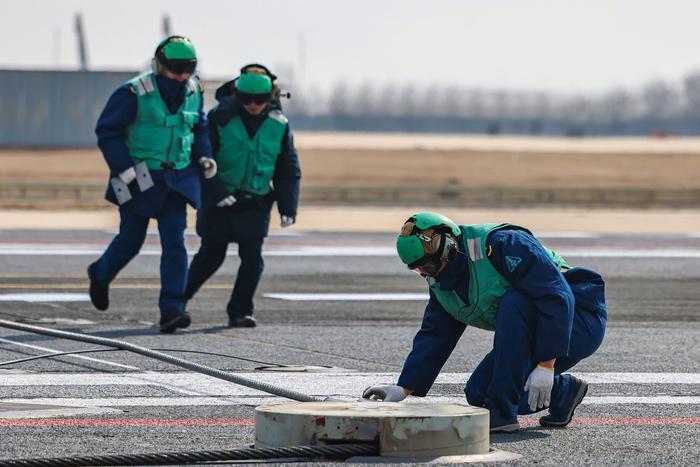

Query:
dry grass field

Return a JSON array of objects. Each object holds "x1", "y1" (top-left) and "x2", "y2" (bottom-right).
[{"x1": 1, "y1": 133, "x2": 699, "y2": 189}]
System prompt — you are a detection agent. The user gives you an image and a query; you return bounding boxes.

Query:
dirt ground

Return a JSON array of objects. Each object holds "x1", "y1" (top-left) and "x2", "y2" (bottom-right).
[{"x1": 2, "y1": 133, "x2": 700, "y2": 189}]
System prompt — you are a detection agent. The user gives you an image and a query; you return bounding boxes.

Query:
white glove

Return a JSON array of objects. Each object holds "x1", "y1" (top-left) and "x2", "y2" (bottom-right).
[
  {"x1": 198, "y1": 157, "x2": 217, "y2": 179},
  {"x1": 524, "y1": 365, "x2": 554, "y2": 411},
  {"x1": 280, "y1": 215, "x2": 295, "y2": 228},
  {"x1": 362, "y1": 385, "x2": 407, "y2": 402},
  {"x1": 118, "y1": 167, "x2": 137, "y2": 184},
  {"x1": 216, "y1": 195, "x2": 236, "y2": 207}
]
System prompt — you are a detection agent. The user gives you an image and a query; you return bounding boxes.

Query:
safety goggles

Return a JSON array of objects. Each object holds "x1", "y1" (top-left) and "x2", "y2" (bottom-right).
[
  {"x1": 407, "y1": 254, "x2": 443, "y2": 277},
  {"x1": 238, "y1": 92, "x2": 271, "y2": 105},
  {"x1": 165, "y1": 60, "x2": 197, "y2": 75}
]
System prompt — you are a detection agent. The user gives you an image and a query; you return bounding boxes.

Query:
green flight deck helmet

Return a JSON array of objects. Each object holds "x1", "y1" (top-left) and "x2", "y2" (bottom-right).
[
  {"x1": 236, "y1": 72, "x2": 273, "y2": 94},
  {"x1": 396, "y1": 212, "x2": 461, "y2": 276},
  {"x1": 154, "y1": 35, "x2": 197, "y2": 75}
]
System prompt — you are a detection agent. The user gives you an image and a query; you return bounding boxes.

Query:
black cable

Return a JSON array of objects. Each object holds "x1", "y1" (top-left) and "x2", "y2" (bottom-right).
[
  {"x1": 0, "y1": 443, "x2": 378, "y2": 467},
  {"x1": 0, "y1": 347, "x2": 283, "y2": 369}
]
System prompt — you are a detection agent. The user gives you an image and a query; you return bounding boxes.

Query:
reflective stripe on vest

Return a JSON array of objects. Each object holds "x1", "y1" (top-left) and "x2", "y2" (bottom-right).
[{"x1": 125, "y1": 72, "x2": 201, "y2": 171}]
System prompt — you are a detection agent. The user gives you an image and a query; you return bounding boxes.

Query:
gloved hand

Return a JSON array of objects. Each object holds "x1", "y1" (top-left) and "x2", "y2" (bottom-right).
[
  {"x1": 524, "y1": 365, "x2": 554, "y2": 411},
  {"x1": 280, "y1": 215, "x2": 295, "y2": 228},
  {"x1": 216, "y1": 195, "x2": 236, "y2": 207},
  {"x1": 198, "y1": 157, "x2": 217, "y2": 179},
  {"x1": 362, "y1": 385, "x2": 407, "y2": 402},
  {"x1": 118, "y1": 167, "x2": 137, "y2": 184}
]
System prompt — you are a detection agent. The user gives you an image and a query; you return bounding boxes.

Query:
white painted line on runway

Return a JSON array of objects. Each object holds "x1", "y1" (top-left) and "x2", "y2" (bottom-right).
[
  {"x1": 264, "y1": 293, "x2": 429, "y2": 301},
  {"x1": 3, "y1": 371, "x2": 699, "y2": 389},
  {"x1": 0, "y1": 337, "x2": 140, "y2": 371},
  {"x1": 1, "y1": 244, "x2": 700, "y2": 258},
  {"x1": 0, "y1": 293, "x2": 90, "y2": 302},
  {"x1": 2, "y1": 395, "x2": 698, "y2": 409}
]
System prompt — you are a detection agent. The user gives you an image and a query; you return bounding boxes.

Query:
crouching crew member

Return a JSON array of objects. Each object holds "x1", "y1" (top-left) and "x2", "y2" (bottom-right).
[
  {"x1": 185, "y1": 64, "x2": 301, "y2": 328},
  {"x1": 88, "y1": 35, "x2": 216, "y2": 333},
  {"x1": 362, "y1": 212, "x2": 607, "y2": 433}
]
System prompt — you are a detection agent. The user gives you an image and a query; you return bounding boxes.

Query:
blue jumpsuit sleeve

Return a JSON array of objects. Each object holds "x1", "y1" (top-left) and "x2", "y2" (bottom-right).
[
  {"x1": 95, "y1": 84, "x2": 137, "y2": 175},
  {"x1": 272, "y1": 127, "x2": 301, "y2": 218},
  {"x1": 397, "y1": 293, "x2": 466, "y2": 396},
  {"x1": 487, "y1": 229, "x2": 575, "y2": 361},
  {"x1": 191, "y1": 93, "x2": 213, "y2": 161}
]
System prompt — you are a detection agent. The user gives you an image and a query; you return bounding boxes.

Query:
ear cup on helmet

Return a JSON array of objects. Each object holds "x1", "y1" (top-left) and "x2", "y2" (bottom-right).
[{"x1": 439, "y1": 234, "x2": 457, "y2": 260}]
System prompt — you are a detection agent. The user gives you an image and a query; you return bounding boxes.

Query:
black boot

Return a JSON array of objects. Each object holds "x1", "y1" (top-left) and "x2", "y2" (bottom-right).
[
  {"x1": 228, "y1": 315, "x2": 256, "y2": 328},
  {"x1": 87, "y1": 263, "x2": 109, "y2": 311},
  {"x1": 159, "y1": 312, "x2": 192, "y2": 334}
]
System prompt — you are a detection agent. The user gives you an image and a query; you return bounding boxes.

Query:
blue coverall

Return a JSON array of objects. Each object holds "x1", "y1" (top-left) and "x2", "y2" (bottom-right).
[
  {"x1": 397, "y1": 229, "x2": 607, "y2": 422},
  {"x1": 185, "y1": 80, "x2": 301, "y2": 319},
  {"x1": 92, "y1": 75, "x2": 212, "y2": 319}
]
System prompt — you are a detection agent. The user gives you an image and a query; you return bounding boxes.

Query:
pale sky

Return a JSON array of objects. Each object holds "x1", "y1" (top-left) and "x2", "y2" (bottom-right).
[{"x1": 3, "y1": 0, "x2": 700, "y2": 96}]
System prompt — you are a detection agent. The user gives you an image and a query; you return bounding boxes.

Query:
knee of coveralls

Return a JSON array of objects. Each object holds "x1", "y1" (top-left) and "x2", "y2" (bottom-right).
[
  {"x1": 464, "y1": 350, "x2": 494, "y2": 408},
  {"x1": 487, "y1": 290, "x2": 539, "y2": 419},
  {"x1": 93, "y1": 207, "x2": 149, "y2": 284},
  {"x1": 156, "y1": 195, "x2": 188, "y2": 314},
  {"x1": 515, "y1": 295, "x2": 607, "y2": 415}
]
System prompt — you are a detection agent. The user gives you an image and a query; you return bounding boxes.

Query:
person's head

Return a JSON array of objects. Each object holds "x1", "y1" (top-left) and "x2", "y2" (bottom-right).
[
  {"x1": 235, "y1": 64, "x2": 275, "y2": 115},
  {"x1": 396, "y1": 212, "x2": 461, "y2": 278},
  {"x1": 153, "y1": 35, "x2": 197, "y2": 81}
]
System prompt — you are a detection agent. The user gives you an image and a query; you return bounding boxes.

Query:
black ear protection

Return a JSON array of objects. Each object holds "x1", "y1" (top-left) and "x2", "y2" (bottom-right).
[{"x1": 436, "y1": 231, "x2": 458, "y2": 261}]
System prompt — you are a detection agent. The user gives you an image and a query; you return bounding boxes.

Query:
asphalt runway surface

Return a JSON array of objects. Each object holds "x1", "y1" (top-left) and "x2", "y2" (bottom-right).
[{"x1": 0, "y1": 229, "x2": 698, "y2": 465}]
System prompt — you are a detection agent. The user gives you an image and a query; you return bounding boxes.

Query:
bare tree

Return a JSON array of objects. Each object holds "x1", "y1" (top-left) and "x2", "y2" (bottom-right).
[
  {"x1": 642, "y1": 81, "x2": 680, "y2": 118},
  {"x1": 683, "y1": 71, "x2": 700, "y2": 115}
]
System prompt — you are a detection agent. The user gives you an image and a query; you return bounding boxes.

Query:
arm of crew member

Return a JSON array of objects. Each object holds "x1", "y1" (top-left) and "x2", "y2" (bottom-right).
[
  {"x1": 396, "y1": 293, "x2": 467, "y2": 396},
  {"x1": 272, "y1": 127, "x2": 301, "y2": 218},
  {"x1": 487, "y1": 229, "x2": 575, "y2": 363},
  {"x1": 95, "y1": 85, "x2": 138, "y2": 175},
  {"x1": 191, "y1": 94, "x2": 213, "y2": 162}
]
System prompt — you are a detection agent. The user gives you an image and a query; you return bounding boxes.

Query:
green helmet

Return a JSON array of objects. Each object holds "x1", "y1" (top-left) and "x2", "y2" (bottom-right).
[
  {"x1": 236, "y1": 73, "x2": 273, "y2": 94},
  {"x1": 396, "y1": 212, "x2": 460, "y2": 267},
  {"x1": 155, "y1": 35, "x2": 197, "y2": 74}
]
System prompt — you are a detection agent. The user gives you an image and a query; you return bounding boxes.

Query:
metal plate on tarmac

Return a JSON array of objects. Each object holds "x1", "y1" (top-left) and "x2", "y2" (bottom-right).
[
  {"x1": 255, "y1": 365, "x2": 338, "y2": 372},
  {"x1": 0, "y1": 401, "x2": 119, "y2": 419}
]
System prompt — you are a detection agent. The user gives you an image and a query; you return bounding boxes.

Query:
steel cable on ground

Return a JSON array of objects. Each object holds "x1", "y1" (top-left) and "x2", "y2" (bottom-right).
[
  {"x1": 0, "y1": 319, "x2": 324, "y2": 402},
  {"x1": 0, "y1": 443, "x2": 379, "y2": 467},
  {"x1": 0, "y1": 347, "x2": 285, "y2": 369}
]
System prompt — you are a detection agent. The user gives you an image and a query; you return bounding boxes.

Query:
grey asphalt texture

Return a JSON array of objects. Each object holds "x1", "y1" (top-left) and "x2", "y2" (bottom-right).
[{"x1": 0, "y1": 229, "x2": 698, "y2": 465}]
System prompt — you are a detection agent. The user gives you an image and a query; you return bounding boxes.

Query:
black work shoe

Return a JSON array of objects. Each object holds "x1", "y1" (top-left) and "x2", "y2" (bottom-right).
[
  {"x1": 539, "y1": 376, "x2": 589, "y2": 428},
  {"x1": 228, "y1": 315, "x2": 257, "y2": 328},
  {"x1": 159, "y1": 312, "x2": 192, "y2": 334},
  {"x1": 87, "y1": 263, "x2": 109, "y2": 311},
  {"x1": 489, "y1": 411, "x2": 520, "y2": 433}
]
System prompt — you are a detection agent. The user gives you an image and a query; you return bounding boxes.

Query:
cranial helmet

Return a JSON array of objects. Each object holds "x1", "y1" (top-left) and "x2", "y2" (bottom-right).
[
  {"x1": 396, "y1": 212, "x2": 460, "y2": 275},
  {"x1": 154, "y1": 35, "x2": 197, "y2": 75},
  {"x1": 236, "y1": 72, "x2": 273, "y2": 94}
]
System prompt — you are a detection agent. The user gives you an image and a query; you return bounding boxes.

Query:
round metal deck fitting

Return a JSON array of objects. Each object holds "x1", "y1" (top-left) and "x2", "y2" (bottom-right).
[{"x1": 255, "y1": 401, "x2": 489, "y2": 458}]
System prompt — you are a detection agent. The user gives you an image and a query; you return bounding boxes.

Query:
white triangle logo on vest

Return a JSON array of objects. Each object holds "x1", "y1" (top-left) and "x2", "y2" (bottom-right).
[{"x1": 505, "y1": 255, "x2": 522, "y2": 272}]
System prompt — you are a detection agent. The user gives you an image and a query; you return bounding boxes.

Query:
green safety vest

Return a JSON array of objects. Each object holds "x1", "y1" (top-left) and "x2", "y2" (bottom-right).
[
  {"x1": 124, "y1": 72, "x2": 202, "y2": 170},
  {"x1": 429, "y1": 223, "x2": 570, "y2": 331},
  {"x1": 215, "y1": 110, "x2": 288, "y2": 195}
]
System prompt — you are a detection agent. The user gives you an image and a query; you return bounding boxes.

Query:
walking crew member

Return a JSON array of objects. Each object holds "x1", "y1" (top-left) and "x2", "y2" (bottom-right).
[
  {"x1": 88, "y1": 35, "x2": 216, "y2": 333},
  {"x1": 362, "y1": 212, "x2": 607, "y2": 433},
  {"x1": 185, "y1": 64, "x2": 301, "y2": 328}
]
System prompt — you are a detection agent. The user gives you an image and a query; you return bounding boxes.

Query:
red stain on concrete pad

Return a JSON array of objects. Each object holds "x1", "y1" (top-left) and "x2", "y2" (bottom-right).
[{"x1": 314, "y1": 416, "x2": 326, "y2": 427}]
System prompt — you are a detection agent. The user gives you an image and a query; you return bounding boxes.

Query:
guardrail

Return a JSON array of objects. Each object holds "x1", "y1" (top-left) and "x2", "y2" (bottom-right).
[{"x1": 1, "y1": 183, "x2": 699, "y2": 208}]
